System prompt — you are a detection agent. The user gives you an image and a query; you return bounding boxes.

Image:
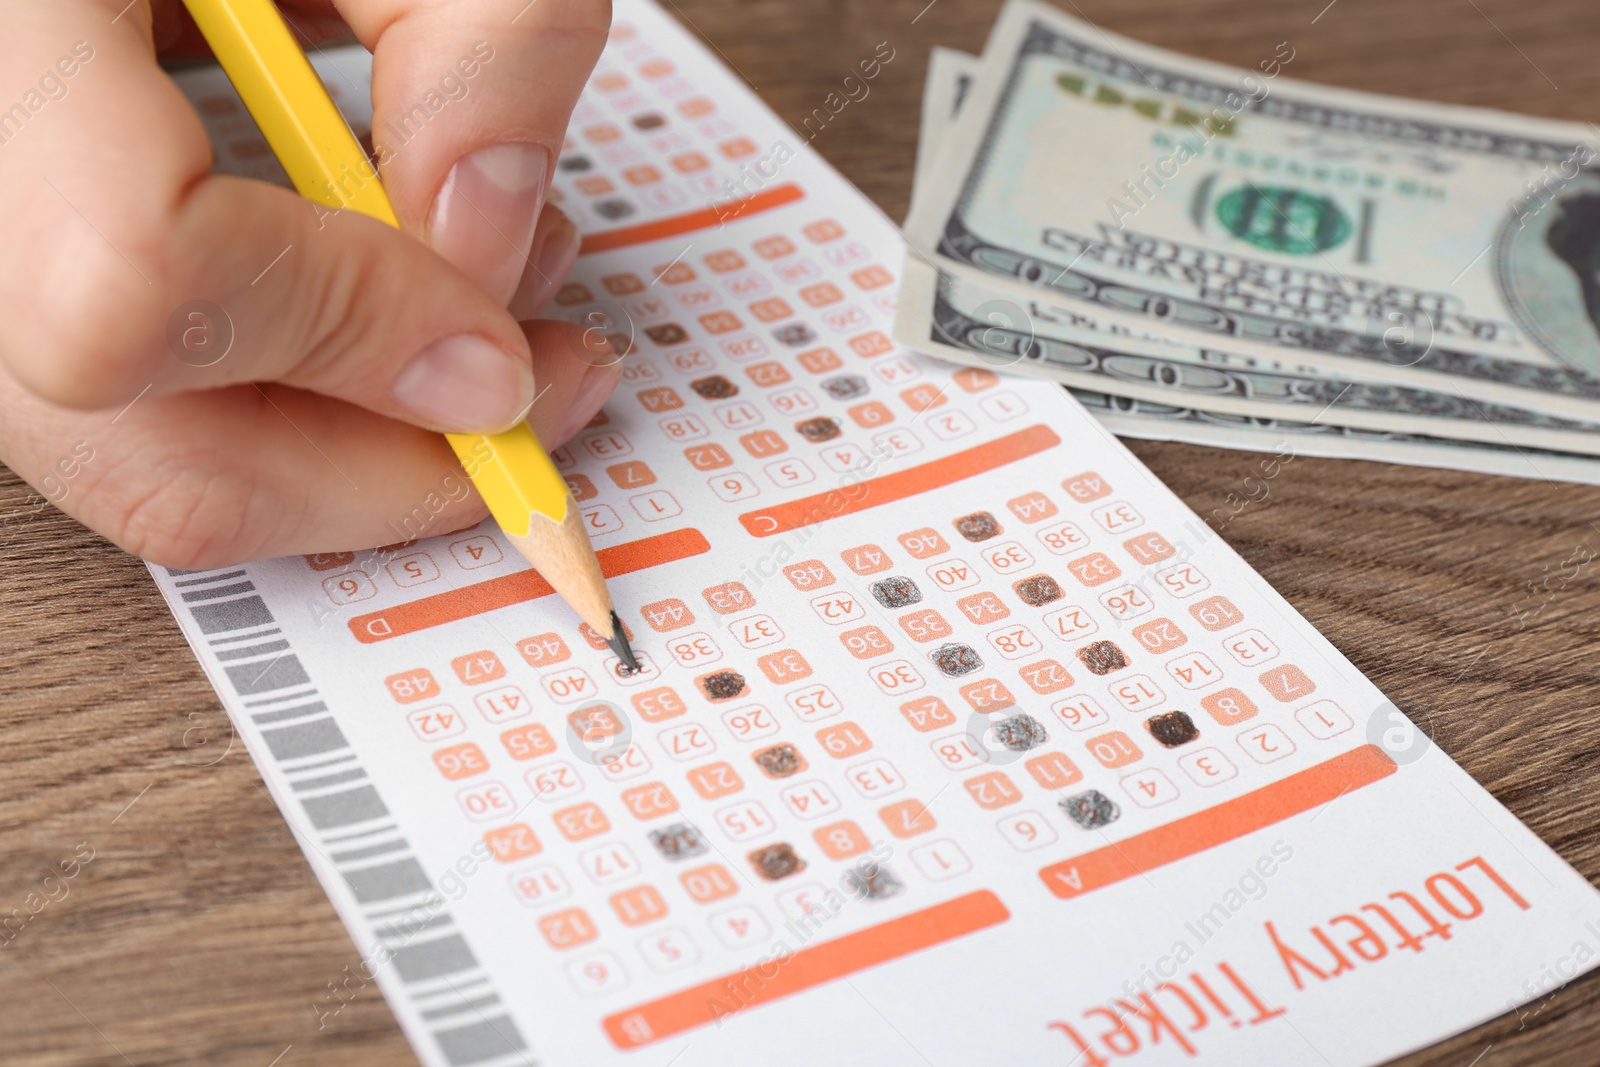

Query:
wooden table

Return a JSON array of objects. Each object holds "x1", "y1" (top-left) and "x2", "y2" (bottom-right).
[{"x1": 5, "y1": 0, "x2": 1600, "y2": 1062}]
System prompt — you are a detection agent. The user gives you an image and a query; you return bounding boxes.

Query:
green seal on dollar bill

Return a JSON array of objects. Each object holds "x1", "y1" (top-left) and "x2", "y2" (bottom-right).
[{"x1": 1213, "y1": 184, "x2": 1353, "y2": 255}]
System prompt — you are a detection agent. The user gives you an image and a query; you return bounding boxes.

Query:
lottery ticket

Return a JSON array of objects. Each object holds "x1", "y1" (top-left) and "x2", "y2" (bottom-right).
[{"x1": 155, "y1": 5, "x2": 1600, "y2": 1065}]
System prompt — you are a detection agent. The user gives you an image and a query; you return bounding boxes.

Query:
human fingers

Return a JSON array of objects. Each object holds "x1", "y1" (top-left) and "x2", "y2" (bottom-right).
[{"x1": 0, "y1": 2, "x2": 542, "y2": 435}]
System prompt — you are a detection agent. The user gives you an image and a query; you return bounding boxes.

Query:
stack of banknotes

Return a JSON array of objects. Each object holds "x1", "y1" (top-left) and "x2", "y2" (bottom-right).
[{"x1": 897, "y1": 0, "x2": 1600, "y2": 483}]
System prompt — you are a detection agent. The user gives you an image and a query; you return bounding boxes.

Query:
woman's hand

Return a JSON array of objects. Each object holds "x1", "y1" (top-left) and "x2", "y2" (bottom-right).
[{"x1": 0, "y1": 0, "x2": 616, "y2": 567}]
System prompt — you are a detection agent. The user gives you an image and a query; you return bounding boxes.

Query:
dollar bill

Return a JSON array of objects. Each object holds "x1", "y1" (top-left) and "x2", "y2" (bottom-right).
[
  {"x1": 915, "y1": 47, "x2": 979, "y2": 183},
  {"x1": 899, "y1": 259, "x2": 1600, "y2": 456},
  {"x1": 1076, "y1": 390, "x2": 1600, "y2": 488},
  {"x1": 902, "y1": 0, "x2": 1600, "y2": 421},
  {"x1": 902, "y1": 46, "x2": 1600, "y2": 483}
]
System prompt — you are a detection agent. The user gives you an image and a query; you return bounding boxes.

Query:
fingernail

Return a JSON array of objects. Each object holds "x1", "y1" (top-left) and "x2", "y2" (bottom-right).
[
  {"x1": 394, "y1": 333, "x2": 534, "y2": 431},
  {"x1": 509, "y1": 210, "x2": 581, "y2": 320},
  {"x1": 430, "y1": 143, "x2": 549, "y2": 305},
  {"x1": 557, "y1": 363, "x2": 622, "y2": 443}
]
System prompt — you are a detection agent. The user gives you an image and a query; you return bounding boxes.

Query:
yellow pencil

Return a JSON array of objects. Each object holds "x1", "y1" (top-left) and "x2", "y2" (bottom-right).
[{"x1": 180, "y1": 0, "x2": 640, "y2": 671}]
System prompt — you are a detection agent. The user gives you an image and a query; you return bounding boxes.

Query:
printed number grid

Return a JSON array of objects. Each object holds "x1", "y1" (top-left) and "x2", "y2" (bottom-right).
[{"x1": 305, "y1": 211, "x2": 1366, "y2": 1022}]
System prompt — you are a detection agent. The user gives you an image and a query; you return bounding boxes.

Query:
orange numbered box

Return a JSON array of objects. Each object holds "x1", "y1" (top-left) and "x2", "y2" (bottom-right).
[
  {"x1": 1132, "y1": 617, "x2": 1188, "y2": 655},
  {"x1": 814, "y1": 820, "x2": 871, "y2": 859},
  {"x1": 1124, "y1": 532, "x2": 1177, "y2": 565},
  {"x1": 1007, "y1": 491, "x2": 1058, "y2": 524},
  {"x1": 755, "y1": 235, "x2": 797, "y2": 260},
  {"x1": 483, "y1": 823, "x2": 541, "y2": 863},
  {"x1": 680, "y1": 863, "x2": 739, "y2": 904},
  {"x1": 898, "y1": 608, "x2": 953, "y2": 643},
  {"x1": 849, "y1": 330, "x2": 894, "y2": 358},
  {"x1": 655, "y1": 258, "x2": 697, "y2": 282},
  {"x1": 641, "y1": 598, "x2": 696, "y2": 632},
  {"x1": 740, "y1": 429, "x2": 788, "y2": 458},
  {"x1": 897, "y1": 528, "x2": 950, "y2": 559},
  {"x1": 632, "y1": 686, "x2": 688, "y2": 723},
  {"x1": 608, "y1": 460, "x2": 657, "y2": 489},
  {"x1": 686, "y1": 761, "x2": 744, "y2": 800},
  {"x1": 840, "y1": 625, "x2": 894, "y2": 660},
  {"x1": 799, "y1": 281, "x2": 843, "y2": 306},
  {"x1": 517, "y1": 632, "x2": 572, "y2": 668},
  {"x1": 568, "y1": 704, "x2": 625, "y2": 744},
  {"x1": 959, "y1": 677, "x2": 1015, "y2": 714},
  {"x1": 500, "y1": 723, "x2": 558, "y2": 762},
  {"x1": 879, "y1": 799, "x2": 937, "y2": 839},
  {"x1": 900, "y1": 384, "x2": 946, "y2": 411},
  {"x1": 1260, "y1": 664, "x2": 1317, "y2": 702},
  {"x1": 433, "y1": 742, "x2": 489, "y2": 781},
  {"x1": 538, "y1": 908, "x2": 598, "y2": 950},
  {"x1": 749, "y1": 297, "x2": 793, "y2": 322},
  {"x1": 451, "y1": 650, "x2": 506, "y2": 686},
  {"x1": 684, "y1": 443, "x2": 733, "y2": 471},
  {"x1": 1066, "y1": 552, "x2": 1122, "y2": 587},
  {"x1": 1063, "y1": 471, "x2": 1113, "y2": 503},
  {"x1": 952, "y1": 367, "x2": 998, "y2": 393},
  {"x1": 757, "y1": 648, "x2": 813, "y2": 684},
  {"x1": 699, "y1": 310, "x2": 742, "y2": 334},
  {"x1": 841, "y1": 544, "x2": 893, "y2": 575},
  {"x1": 817, "y1": 722, "x2": 872, "y2": 759},
  {"x1": 745, "y1": 361, "x2": 792, "y2": 387},
  {"x1": 621, "y1": 782, "x2": 679, "y2": 820},
  {"x1": 703, "y1": 581, "x2": 756, "y2": 615},
  {"x1": 1190, "y1": 595, "x2": 1245, "y2": 632},
  {"x1": 847, "y1": 400, "x2": 895, "y2": 428},
  {"x1": 850, "y1": 264, "x2": 895, "y2": 290},
  {"x1": 803, "y1": 218, "x2": 846, "y2": 243},
  {"x1": 899, "y1": 696, "x2": 958, "y2": 733},
  {"x1": 783, "y1": 560, "x2": 836, "y2": 591},
  {"x1": 1019, "y1": 658, "x2": 1075, "y2": 695},
  {"x1": 1201, "y1": 687, "x2": 1260, "y2": 726},
  {"x1": 385, "y1": 668, "x2": 440, "y2": 705},
  {"x1": 1086, "y1": 730, "x2": 1144, "y2": 769},
  {"x1": 1026, "y1": 751, "x2": 1083, "y2": 790},
  {"x1": 635, "y1": 386, "x2": 683, "y2": 413},
  {"x1": 704, "y1": 248, "x2": 746, "y2": 272},
  {"x1": 612, "y1": 885, "x2": 670, "y2": 926},
  {"x1": 964, "y1": 771, "x2": 1022, "y2": 810},
  {"x1": 554, "y1": 802, "x2": 612, "y2": 842},
  {"x1": 677, "y1": 95, "x2": 714, "y2": 118},
  {"x1": 798, "y1": 347, "x2": 843, "y2": 373}
]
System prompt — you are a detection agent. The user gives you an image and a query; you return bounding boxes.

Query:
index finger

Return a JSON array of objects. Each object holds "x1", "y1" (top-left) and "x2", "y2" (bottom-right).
[{"x1": 325, "y1": 0, "x2": 613, "y2": 303}]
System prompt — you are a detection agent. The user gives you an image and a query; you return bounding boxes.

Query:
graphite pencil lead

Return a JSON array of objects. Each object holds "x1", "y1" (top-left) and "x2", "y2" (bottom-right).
[{"x1": 607, "y1": 610, "x2": 642, "y2": 676}]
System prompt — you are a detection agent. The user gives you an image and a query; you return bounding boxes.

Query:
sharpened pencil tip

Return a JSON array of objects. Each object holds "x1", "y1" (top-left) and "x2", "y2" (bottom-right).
[{"x1": 607, "y1": 610, "x2": 642, "y2": 675}]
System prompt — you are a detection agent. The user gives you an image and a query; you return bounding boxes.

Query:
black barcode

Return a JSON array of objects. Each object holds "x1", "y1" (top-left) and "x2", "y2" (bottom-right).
[{"x1": 168, "y1": 566, "x2": 533, "y2": 1067}]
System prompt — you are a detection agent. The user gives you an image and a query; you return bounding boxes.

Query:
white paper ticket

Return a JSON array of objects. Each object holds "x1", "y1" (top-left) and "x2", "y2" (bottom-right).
[{"x1": 156, "y1": 5, "x2": 1600, "y2": 1065}]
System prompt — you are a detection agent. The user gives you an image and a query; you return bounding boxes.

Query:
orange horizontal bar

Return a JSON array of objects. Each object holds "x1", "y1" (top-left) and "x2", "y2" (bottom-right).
[
  {"x1": 1039, "y1": 744, "x2": 1396, "y2": 900},
  {"x1": 348, "y1": 528, "x2": 711, "y2": 643},
  {"x1": 578, "y1": 182, "x2": 806, "y2": 255},
  {"x1": 602, "y1": 890, "x2": 1009, "y2": 1049},
  {"x1": 739, "y1": 423, "x2": 1060, "y2": 538}
]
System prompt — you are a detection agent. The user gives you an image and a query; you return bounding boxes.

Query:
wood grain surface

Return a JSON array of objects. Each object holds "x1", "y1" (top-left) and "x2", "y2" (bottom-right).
[{"x1": 4, "y1": 0, "x2": 1600, "y2": 1063}]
